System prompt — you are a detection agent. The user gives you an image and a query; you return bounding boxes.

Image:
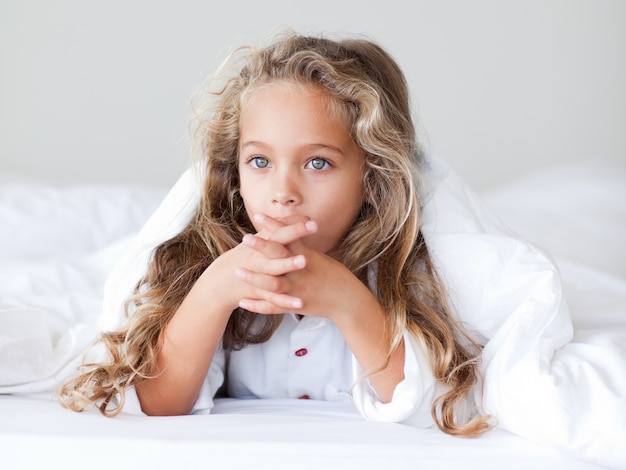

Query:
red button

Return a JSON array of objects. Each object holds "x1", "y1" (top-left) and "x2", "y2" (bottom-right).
[
  {"x1": 295, "y1": 348, "x2": 308, "y2": 357},
  {"x1": 298, "y1": 394, "x2": 310, "y2": 399}
]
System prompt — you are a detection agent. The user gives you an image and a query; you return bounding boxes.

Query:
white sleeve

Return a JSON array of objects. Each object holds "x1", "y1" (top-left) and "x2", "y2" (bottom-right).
[{"x1": 350, "y1": 330, "x2": 437, "y2": 428}]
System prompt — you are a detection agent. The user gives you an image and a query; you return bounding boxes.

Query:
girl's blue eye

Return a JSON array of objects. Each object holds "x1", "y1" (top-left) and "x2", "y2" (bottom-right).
[
  {"x1": 250, "y1": 156, "x2": 269, "y2": 169},
  {"x1": 308, "y1": 158, "x2": 329, "y2": 170}
]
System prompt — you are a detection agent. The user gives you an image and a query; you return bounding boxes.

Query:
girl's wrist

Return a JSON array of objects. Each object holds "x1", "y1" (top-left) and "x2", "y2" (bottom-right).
[
  {"x1": 192, "y1": 265, "x2": 238, "y2": 321},
  {"x1": 328, "y1": 283, "x2": 383, "y2": 329}
]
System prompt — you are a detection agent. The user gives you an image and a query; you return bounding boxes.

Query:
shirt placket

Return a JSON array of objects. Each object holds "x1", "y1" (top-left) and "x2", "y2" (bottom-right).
[{"x1": 286, "y1": 316, "x2": 327, "y2": 399}]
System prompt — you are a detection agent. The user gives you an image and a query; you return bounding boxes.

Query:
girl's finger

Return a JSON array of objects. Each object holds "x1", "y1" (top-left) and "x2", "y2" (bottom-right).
[
  {"x1": 239, "y1": 297, "x2": 302, "y2": 314},
  {"x1": 253, "y1": 214, "x2": 318, "y2": 246},
  {"x1": 253, "y1": 213, "x2": 288, "y2": 230},
  {"x1": 242, "y1": 234, "x2": 292, "y2": 259},
  {"x1": 235, "y1": 267, "x2": 303, "y2": 312},
  {"x1": 239, "y1": 249, "x2": 306, "y2": 274},
  {"x1": 235, "y1": 267, "x2": 291, "y2": 293}
]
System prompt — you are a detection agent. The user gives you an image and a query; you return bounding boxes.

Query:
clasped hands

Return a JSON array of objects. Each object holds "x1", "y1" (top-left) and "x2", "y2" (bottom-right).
[{"x1": 226, "y1": 213, "x2": 360, "y2": 321}]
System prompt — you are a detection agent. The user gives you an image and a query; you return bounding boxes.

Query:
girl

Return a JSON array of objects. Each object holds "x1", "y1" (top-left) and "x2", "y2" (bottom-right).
[{"x1": 59, "y1": 31, "x2": 490, "y2": 436}]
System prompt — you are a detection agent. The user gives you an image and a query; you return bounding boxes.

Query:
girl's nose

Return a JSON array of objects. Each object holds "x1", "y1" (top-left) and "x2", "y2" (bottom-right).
[{"x1": 272, "y1": 171, "x2": 302, "y2": 206}]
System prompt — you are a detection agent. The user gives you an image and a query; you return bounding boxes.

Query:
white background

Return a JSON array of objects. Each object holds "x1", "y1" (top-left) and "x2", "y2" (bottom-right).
[{"x1": 1, "y1": 0, "x2": 625, "y2": 190}]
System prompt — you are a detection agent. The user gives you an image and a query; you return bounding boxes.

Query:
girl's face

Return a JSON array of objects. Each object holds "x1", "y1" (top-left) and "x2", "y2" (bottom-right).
[{"x1": 238, "y1": 82, "x2": 365, "y2": 258}]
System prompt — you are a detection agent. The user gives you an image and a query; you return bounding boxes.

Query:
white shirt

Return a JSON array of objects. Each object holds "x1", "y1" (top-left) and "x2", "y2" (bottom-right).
[
  {"x1": 225, "y1": 314, "x2": 353, "y2": 401},
  {"x1": 212, "y1": 314, "x2": 436, "y2": 426}
]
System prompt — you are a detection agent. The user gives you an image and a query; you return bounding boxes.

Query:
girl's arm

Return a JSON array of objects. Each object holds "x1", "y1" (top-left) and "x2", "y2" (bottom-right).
[
  {"x1": 136, "y1": 224, "x2": 313, "y2": 416},
  {"x1": 327, "y1": 283, "x2": 405, "y2": 403},
  {"x1": 135, "y1": 262, "x2": 232, "y2": 415}
]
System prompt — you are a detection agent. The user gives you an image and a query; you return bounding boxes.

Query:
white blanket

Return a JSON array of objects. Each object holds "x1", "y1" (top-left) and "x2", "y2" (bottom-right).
[{"x1": 1, "y1": 158, "x2": 624, "y2": 469}]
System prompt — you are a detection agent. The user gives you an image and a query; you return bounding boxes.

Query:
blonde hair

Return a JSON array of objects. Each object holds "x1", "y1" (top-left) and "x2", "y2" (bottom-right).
[{"x1": 59, "y1": 31, "x2": 490, "y2": 437}]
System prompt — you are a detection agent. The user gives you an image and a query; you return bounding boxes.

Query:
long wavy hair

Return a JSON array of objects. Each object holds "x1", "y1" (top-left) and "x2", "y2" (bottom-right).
[{"x1": 59, "y1": 31, "x2": 489, "y2": 437}]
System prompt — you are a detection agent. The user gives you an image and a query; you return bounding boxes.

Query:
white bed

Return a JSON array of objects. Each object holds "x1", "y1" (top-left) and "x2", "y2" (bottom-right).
[
  {"x1": 1, "y1": 158, "x2": 625, "y2": 470},
  {"x1": 0, "y1": 396, "x2": 608, "y2": 470}
]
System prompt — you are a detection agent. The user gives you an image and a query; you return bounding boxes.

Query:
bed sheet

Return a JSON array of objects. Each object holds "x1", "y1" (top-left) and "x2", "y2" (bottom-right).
[
  {"x1": 0, "y1": 161, "x2": 624, "y2": 469},
  {"x1": 0, "y1": 396, "x2": 608, "y2": 470}
]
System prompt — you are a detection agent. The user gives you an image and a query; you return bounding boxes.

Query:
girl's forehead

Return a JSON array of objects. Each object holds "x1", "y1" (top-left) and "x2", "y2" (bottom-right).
[
  {"x1": 242, "y1": 80, "x2": 323, "y2": 103},
  {"x1": 240, "y1": 80, "x2": 352, "y2": 131}
]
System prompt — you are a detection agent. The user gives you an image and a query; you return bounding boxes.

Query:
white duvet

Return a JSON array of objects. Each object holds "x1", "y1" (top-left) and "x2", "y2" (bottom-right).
[{"x1": 1, "y1": 157, "x2": 624, "y2": 469}]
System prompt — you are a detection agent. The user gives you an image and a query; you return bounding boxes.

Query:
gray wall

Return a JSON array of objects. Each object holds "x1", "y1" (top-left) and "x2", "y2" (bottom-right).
[{"x1": 1, "y1": 0, "x2": 625, "y2": 189}]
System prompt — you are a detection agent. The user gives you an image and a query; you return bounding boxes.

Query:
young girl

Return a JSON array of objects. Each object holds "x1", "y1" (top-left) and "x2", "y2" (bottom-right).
[{"x1": 59, "y1": 31, "x2": 490, "y2": 436}]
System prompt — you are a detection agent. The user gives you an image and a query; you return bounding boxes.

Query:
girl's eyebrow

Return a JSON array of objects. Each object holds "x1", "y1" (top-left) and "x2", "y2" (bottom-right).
[
  {"x1": 241, "y1": 141, "x2": 345, "y2": 155},
  {"x1": 240, "y1": 140, "x2": 268, "y2": 150},
  {"x1": 305, "y1": 143, "x2": 345, "y2": 155}
]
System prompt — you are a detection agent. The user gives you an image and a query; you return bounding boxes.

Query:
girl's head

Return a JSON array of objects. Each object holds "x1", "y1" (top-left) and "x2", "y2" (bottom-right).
[
  {"x1": 194, "y1": 31, "x2": 422, "y2": 272},
  {"x1": 238, "y1": 82, "x2": 366, "y2": 258}
]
